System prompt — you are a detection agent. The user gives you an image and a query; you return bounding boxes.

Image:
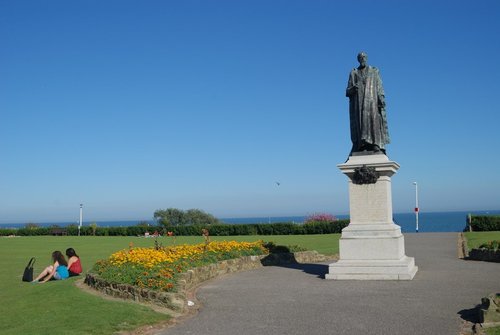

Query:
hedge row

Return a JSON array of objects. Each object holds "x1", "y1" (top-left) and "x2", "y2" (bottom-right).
[
  {"x1": 0, "y1": 225, "x2": 153, "y2": 237},
  {"x1": 0, "y1": 220, "x2": 349, "y2": 237},
  {"x1": 166, "y1": 220, "x2": 349, "y2": 236},
  {"x1": 468, "y1": 215, "x2": 500, "y2": 232}
]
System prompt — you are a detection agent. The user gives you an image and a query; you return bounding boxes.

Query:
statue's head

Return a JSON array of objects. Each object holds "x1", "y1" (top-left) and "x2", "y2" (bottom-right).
[{"x1": 357, "y1": 52, "x2": 368, "y2": 67}]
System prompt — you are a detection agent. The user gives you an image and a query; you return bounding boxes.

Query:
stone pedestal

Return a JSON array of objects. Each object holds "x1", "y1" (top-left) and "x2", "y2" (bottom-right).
[{"x1": 325, "y1": 154, "x2": 418, "y2": 280}]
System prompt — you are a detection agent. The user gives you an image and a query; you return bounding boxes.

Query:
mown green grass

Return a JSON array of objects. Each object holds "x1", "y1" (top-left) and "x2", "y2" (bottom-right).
[
  {"x1": 0, "y1": 234, "x2": 339, "y2": 334},
  {"x1": 0, "y1": 236, "x2": 168, "y2": 335},
  {"x1": 486, "y1": 326, "x2": 500, "y2": 335},
  {"x1": 463, "y1": 231, "x2": 500, "y2": 249}
]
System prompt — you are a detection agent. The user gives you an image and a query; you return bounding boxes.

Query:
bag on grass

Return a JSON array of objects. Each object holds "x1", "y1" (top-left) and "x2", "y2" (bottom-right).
[{"x1": 22, "y1": 257, "x2": 36, "y2": 282}]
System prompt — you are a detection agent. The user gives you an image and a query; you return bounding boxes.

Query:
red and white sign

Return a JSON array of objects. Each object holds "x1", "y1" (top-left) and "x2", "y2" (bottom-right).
[{"x1": 414, "y1": 207, "x2": 419, "y2": 213}]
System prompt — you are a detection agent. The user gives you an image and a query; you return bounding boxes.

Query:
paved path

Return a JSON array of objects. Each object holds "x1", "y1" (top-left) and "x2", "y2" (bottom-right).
[{"x1": 159, "y1": 233, "x2": 499, "y2": 335}]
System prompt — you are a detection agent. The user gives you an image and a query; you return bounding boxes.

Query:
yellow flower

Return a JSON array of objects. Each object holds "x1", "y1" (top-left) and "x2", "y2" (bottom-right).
[{"x1": 109, "y1": 240, "x2": 266, "y2": 268}]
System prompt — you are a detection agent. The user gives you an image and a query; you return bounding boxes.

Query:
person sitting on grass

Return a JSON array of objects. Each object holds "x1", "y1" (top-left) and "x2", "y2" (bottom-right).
[
  {"x1": 32, "y1": 251, "x2": 69, "y2": 283},
  {"x1": 66, "y1": 247, "x2": 82, "y2": 277}
]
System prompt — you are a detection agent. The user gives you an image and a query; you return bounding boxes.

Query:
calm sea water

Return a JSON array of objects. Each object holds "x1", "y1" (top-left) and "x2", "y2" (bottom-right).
[
  {"x1": 222, "y1": 210, "x2": 500, "y2": 233},
  {"x1": 1, "y1": 210, "x2": 499, "y2": 233}
]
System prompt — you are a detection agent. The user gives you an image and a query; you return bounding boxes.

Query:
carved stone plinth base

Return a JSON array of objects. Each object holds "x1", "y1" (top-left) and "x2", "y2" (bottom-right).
[
  {"x1": 325, "y1": 256, "x2": 417, "y2": 280},
  {"x1": 325, "y1": 154, "x2": 418, "y2": 280},
  {"x1": 325, "y1": 224, "x2": 418, "y2": 280}
]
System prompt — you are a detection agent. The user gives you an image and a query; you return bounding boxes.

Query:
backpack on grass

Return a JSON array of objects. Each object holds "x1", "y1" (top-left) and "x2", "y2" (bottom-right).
[{"x1": 22, "y1": 257, "x2": 36, "y2": 282}]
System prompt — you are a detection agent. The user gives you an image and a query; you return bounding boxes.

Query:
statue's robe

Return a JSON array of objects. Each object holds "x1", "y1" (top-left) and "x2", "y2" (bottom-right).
[{"x1": 346, "y1": 65, "x2": 390, "y2": 154}]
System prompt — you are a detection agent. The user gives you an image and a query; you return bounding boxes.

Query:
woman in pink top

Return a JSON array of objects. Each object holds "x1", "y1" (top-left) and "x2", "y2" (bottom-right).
[{"x1": 65, "y1": 248, "x2": 82, "y2": 276}]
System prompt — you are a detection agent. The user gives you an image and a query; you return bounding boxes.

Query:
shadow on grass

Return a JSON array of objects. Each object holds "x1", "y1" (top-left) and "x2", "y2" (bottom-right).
[
  {"x1": 458, "y1": 304, "x2": 484, "y2": 334},
  {"x1": 458, "y1": 304, "x2": 481, "y2": 323}
]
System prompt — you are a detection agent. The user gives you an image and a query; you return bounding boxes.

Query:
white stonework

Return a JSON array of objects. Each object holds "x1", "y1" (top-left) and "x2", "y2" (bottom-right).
[{"x1": 325, "y1": 154, "x2": 418, "y2": 280}]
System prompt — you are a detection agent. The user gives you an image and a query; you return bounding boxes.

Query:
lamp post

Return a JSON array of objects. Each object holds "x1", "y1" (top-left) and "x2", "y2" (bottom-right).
[
  {"x1": 413, "y1": 182, "x2": 419, "y2": 233},
  {"x1": 78, "y1": 204, "x2": 83, "y2": 236}
]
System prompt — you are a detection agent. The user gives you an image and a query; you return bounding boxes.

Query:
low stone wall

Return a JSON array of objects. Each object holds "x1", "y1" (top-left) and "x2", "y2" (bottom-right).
[
  {"x1": 468, "y1": 249, "x2": 500, "y2": 263},
  {"x1": 177, "y1": 255, "x2": 266, "y2": 292},
  {"x1": 84, "y1": 273, "x2": 186, "y2": 313},
  {"x1": 84, "y1": 250, "x2": 330, "y2": 313}
]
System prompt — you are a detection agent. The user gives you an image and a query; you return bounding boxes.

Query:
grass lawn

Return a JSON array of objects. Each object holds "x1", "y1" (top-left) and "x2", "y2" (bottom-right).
[
  {"x1": 486, "y1": 326, "x2": 500, "y2": 335},
  {"x1": 463, "y1": 231, "x2": 500, "y2": 249},
  {"x1": 0, "y1": 234, "x2": 339, "y2": 334}
]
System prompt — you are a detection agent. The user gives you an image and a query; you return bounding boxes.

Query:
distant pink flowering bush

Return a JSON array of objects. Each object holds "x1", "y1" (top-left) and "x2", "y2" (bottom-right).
[{"x1": 304, "y1": 213, "x2": 337, "y2": 225}]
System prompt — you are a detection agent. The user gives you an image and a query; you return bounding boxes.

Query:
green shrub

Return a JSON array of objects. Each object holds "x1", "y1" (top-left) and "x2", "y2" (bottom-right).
[
  {"x1": 66, "y1": 226, "x2": 78, "y2": 235},
  {"x1": 126, "y1": 226, "x2": 151, "y2": 236},
  {"x1": 106, "y1": 227, "x2": 124, "y2": 236},
  {"x1": 469, "y1": 215, "x2": 500, "y2": 231},
  {"x1": 287, "y1": 244, "x2": 308, "y2": 252},
  {"x1": 263, "y1": 242, "x2": 308, "y2": 253},
  {"x1": 172, "y1": 224, "x2": 205, "y2": 236},
  {"x1": 65, "y1": 226, "x2": 92, "y2": 236},
  {"x1": 479, "y1": 240, "x2": 500, "y2": 250},
  {"x1": 16, "y1": 227, "x2": 51, "y2": 236},
  {"x1": 0, "y1": 228, "x2": 17, "y2": 236},
  {"x1": 263, "y1": 242, "x2": 288, "y2": 253}
]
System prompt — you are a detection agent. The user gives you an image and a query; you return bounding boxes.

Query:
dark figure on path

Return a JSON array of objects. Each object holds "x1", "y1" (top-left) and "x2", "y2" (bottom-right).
[{"x1": 346, "y1": 52, "x2": 390, "y2": 155}]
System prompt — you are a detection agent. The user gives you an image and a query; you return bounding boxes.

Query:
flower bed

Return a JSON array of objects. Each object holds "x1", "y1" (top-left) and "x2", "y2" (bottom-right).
[{"x1": 90, "y1": 241, "x2": 268, "y2": 292}]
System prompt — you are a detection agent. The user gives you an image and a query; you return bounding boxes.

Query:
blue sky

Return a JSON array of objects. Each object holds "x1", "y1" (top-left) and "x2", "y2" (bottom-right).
[{"x1": 1, "y1": 0, "x2": 500, "y2": 223}]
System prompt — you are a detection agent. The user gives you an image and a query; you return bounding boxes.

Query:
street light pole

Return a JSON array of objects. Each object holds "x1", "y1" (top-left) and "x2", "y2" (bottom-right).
[
  {"x1": 413, "y1": 182, "x2": 419, "y2": 233},
  {"x1": 78, "y1": 204, "x2": 83, "y2": 236}
]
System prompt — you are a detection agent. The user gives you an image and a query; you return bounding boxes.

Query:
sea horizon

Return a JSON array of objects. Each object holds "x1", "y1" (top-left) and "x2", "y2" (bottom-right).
[{"x1": 1, "y1": 209, "x2": 499, "y2": 233}]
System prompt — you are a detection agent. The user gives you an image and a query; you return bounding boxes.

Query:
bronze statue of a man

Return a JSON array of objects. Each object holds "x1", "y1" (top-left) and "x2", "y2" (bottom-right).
[{"x1": 346, "y1": 52, "x2": 390, "y2": 155}]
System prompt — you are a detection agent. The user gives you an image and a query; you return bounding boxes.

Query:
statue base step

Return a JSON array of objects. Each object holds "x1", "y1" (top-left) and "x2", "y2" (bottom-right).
[
  {"x1": 325, "y1": 256, "x2": 418, "y2": 280},
  {"x1": 326, "y1": 224, "x2": 418, "y2": 280}
]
